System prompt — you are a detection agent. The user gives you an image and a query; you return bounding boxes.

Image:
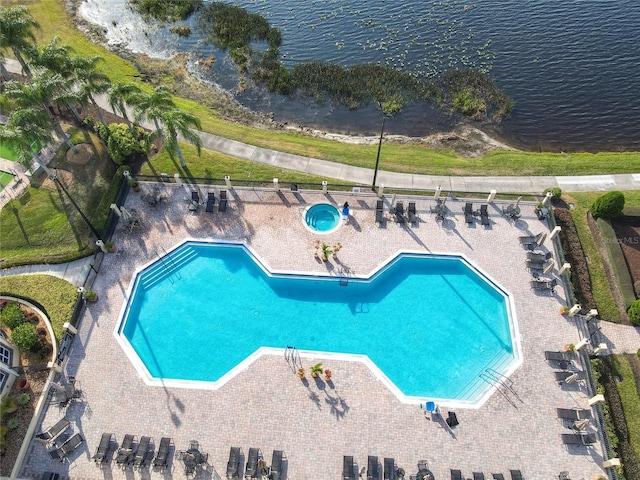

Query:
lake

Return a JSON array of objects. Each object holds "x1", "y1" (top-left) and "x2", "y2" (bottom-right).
[{"x1": 79, "y1": 0, "x2": 640, "y2": 152}]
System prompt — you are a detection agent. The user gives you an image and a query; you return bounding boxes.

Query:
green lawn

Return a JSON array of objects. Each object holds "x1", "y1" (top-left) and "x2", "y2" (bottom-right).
[
  {"x1": 610, "y1": 355, "x2": 640, "y2": 464},
  {"x1": 0, "y1": 172, "x2": 15, "y2": 188}
]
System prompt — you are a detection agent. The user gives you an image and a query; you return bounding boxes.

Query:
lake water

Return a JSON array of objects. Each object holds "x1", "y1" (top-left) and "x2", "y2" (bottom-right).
[{"x1": 80, "y1": 0, "x2": 640, "y2": 152}]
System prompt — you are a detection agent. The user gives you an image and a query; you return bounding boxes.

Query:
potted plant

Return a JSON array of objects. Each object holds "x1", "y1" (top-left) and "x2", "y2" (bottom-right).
[
  {"x1": 297, "y1": 367, "x2": 305, "y2": 379},
  {"x1": 564, "y1": 343, "x2": 576, "y2": 352},
  {"x1": 321, "y1": 243, "x2": 333, "y2": 262},
  {"x1": 332, "y1": 242, "x2": 342, "y2": 258},
  {"x1": 310, "y1": 362, "x2": 324, "y2": 378},
  {"x1": 560, "y1": 306, "x2": 571, "y2": 315},
  {"x1": 324, "y1": 369, "x2": 332, "y2": 381},
  {"x1": 85, "y1": 290, "x2": 98, "y2": 303},
  {"x1": 16, "y1": 376, "x2": 29, "y2": 390},
  {"x1": 104, "y1": 241, "x2": 117, "y2": 253},
  {"x1": 128, "y1": 176, "x2": 140, "y2": 192}
]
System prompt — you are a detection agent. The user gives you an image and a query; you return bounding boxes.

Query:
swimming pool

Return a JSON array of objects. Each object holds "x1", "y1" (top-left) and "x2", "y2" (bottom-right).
[
  {"x1": 116, "y1": 241, "x2": 520, "y2": 405},
  {"x1": 304, "y1": 203, "x2": 341, "y2": 233}
]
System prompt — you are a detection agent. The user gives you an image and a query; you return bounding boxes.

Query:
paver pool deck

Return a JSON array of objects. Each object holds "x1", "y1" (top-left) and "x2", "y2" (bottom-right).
[{"x1": 21, "y1": 184, "x2": 608, "y2": 480}]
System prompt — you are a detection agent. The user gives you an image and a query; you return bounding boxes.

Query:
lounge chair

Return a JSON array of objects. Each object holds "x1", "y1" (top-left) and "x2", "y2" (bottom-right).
[
  {"x1": 545, "y1": 351, "x2": 573, "y2": 362},
  {"x1": 132, "y1": 436, "x2": 152, "y2": 468},
  {"x1": 561, "y1": 433, "x2": 597, "y2": 446},
  {"x1": 408, "y1": 202, "x2": 417, "y2": 225},
  {"x1": 527, "y1": 251, "x2": 552, "y2": 262},
  {"x1": 529, "y1": 278, "x2": 558, "y2": 293},
  {"x1": 227, "y1": 446, "x2": 241, "y2": 479},
  {"x1": 492, "y1": 474, "x2": 505, "y2": 480},
  {"x1": 474, "y1": 473, "x2": 486, "y2": 480},
  {"x1": 219, "y1": 190, "x2": 228, "y2": 212},
  {"x1": 556, "y1": 408, "x2": 592, "y2": 420},
  {"x1": 270, "y1": 450, "x2": 283, "y2": 480},
  {"x1": 446, "y1": 411, "x2": 459, "y2": 428},
  {"x1": 48, "y1": 432, "x2": 84, "y2": 462},
  {"x1": 191, "y1": 190, "x2": 200, "y2": 203},
  {"x1": 343, "y1": 456, "x2": 356, "y2": 480},
  {"x1": 464, "y1": 202, "x2": 475, "y2": 224},
  {"x1": 519, "y1": 232, "x2": 543, "y2": 244},
  {"x1": 35, "y1": 418, "x2": 70, "y2": 445},
  {"x1": 451, "y1": 470, "x2": 464, "y2": 480},
  {"x1": 525, "y1": 259, "x2": 552, "y2": 271},
  {"x1": 394, "y1": 201, "x2": 405, "y2": 223},
  {"x1": 554, "y1": 371, "x2": 587, "y2": 384},
  {"x1": 376, "y1": 200, "x2": 384, "y2": 224},
  {"x1": 206, "y1": 192, "x2": 215, "y2": 213},
  {"x1": 153, "y1": 437, "x2": 172, "y2": 471},
  {"x1": 509, "y1": 471, "x2": 524, "y2": 480},
  {"x1": 245, "y1": 447, "x2": 261, "y2": 478},
  {"x1": 367, "y1": 455, "x2": 379, "y2": 480},
  {"x1": 92, "y1": 433, "x2": 115, "y2": 464},
  {"x1": 480, "y1": 204, "x2": 490, "y2": 226},
  {"x1": 115, "y1": 434, "x2": 137, "y2": 466},
  {"x1": 383, "y1": 457, "x2": 395, "y2": 480}
]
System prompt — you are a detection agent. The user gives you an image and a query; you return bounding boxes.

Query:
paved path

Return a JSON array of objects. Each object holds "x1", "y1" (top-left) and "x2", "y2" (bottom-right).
[
  {"x1": 599, "y1": 321, "x2": 640, "y2": 354},
  {"x1": 3, "y1": 58, "x2": 640, "y2": 194},
  {"x1": 0, "y1": 256, "x2": 94, "y2": 288}
]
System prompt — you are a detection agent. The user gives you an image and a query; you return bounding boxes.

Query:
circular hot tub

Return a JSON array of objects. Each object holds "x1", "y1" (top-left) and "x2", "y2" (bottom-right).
[{"x1": 304, "y1": 203, "x2": 341, "y2": 233}]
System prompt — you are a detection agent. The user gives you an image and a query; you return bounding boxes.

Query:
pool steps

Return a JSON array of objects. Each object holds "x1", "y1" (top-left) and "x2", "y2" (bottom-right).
[{"x1": 140, "y1": 245, "x2": 198, "y2": 289}]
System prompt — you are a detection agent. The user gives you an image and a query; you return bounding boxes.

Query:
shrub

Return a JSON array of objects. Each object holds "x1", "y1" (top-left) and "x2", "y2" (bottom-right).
[
  {"x1": 10, "y1": 323, "x2": 38, "y2": 350},
  {"x1": 15, "y1": 393, "x2": 30, "y2": 406},
  {"x1": 6, "y1": 417, "x2": 18, "y2": 429},
  {"x1": 544, "y1": 187, "x2": 562, "y2": 200},
  {"x1": 105, "y1": 123, "x2": 146, "y2": 165},
  {"x1": 0, "y1": 302, "x2": 24, "y2": 330},
  {"x1": 591, "y1": 191, "x2": 625, "y2": 219},
  {"x1": 628, "y1": 300, "x2": 640, "y2": 327}
]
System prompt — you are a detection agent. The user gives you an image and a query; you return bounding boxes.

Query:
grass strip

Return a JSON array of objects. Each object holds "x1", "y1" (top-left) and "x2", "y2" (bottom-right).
[{"x1": 610, "y1": 355, "x2": 640, "y2": 471}]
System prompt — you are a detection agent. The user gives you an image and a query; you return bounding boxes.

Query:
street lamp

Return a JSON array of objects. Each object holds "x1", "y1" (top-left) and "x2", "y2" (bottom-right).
[
  {"x1": 371, "y1": 114, "x2": 386, "y2": 191},
  {"x1": 50, "y1": 172, "x2": 103, "y2": 242}
]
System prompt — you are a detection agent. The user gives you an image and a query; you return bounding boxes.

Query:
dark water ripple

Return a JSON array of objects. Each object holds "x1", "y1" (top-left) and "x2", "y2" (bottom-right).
[{"x1": 80, "y1": 0, "x2": 640, "y2": 151}]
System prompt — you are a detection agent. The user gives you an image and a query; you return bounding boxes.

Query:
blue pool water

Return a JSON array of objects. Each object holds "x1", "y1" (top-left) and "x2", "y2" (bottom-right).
[
  {"x1": 304, "y1": 203, "x2": 340, "y2": 232},
  {"x1": 119, "y1": 242, "x2": 516, "y2": 401}
]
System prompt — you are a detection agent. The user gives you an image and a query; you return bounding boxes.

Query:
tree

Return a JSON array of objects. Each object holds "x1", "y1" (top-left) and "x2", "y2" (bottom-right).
[
  {"x1": 0, "y1": 5, "x2": 40, "y2": 78},
  {"x1": 107, "y1": 82, "x2": 141, "y2": 131},
  {"x1": 70, "y1": 55, "x2": 111, "y2": 128},
  {"x1": 153, "y1": 108, "x2": 203, "y2": 167},
  {"x1": 132, "y1": 85, "x2": 175, "y2": 133},
  {"x1": 0, "y1": 108, "x2": 54, "y2": 175}
]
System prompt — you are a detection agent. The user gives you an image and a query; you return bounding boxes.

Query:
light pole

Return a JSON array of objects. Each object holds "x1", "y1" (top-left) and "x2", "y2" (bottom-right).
[
  {"x1": 50, "y1": 173, "x2": 103, "y2": 242},
  {"x1": 371, "y1": 114, "x2": 386, "y2": 191}
]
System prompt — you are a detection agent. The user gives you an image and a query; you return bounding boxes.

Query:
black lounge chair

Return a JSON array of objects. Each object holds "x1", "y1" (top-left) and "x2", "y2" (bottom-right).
[
  {"x1": 394, "y1": 201, "x2": 405, "y2": 223},
  {"x1": 191, "y1": 190, "x2": 200, "y2": 203},
  {"x1": 519, "y1": 232, "x2": 543, "y2": 244},
  {"x1": 556, "y1": 408, "x2": 592, "y2": 420},
  {"x1": 408, "y1": 202, "x2": 417, "y2": 225},
  {"x1": 545, "y1": 351, "x2": 573, "y2": 362},
  {"x1": 92, "y1": 433, "x2": 115, "y2": 464},
  {"x1": 464, "y1": 202, "x2": 475, "y2": 224},
  {"x1": 509, "y1": 471, "x2": 524, "y2": 480},
  {"x1": 446, "y1": 411, "x2": 459, "y2": 428},
  {"x1": 375, "y1": 200, "x2": 384, "y2": 224},
  {"x1": 343, "y1": 455, "x2": 356, "y2": 480},
  {"x1": 116, "y1": 434, "x2": 137, "y2": 466},
  {"x1": 451, "y1": 470, "x2": 464, "y2": 480},
  {"x1": 529, "y1": 278, "x2": 558, "y2": 293},
  {"x1": 48, "y1": 432, "x2": 84, "y2": 462},
  {"x1": 227, "y1": 446, "x2": 241, "y2": 479},
  {"x1": 384, "y1": 457, "x2": 395, "y2": 480},
  {"x1": 474, "y1": 473, "x2": 485, "y2": 480},
  {"x1": 525, "y1": 259, "x2": 552, "y2": 271},
  {"x1": 270, "y1": 450, "x2": 283, "y2": 480},
  {"x1": 132, "y1": 436, "x2": 152, "y2": 468},
  {"x1": 527, "y1": 251, "x2": 552, "y2": 262},
  {"x1": 219, "y1": 190, "x2": 228, "y2": 212},
  {"x1": 480, "y1": 204, "x2": 490, "y2": 226},
  {"x1": 245, "y1": 447, "x2": 261, "y2": 478},
  {"x1": 153, "y1": 437, "x2": 172, "y2": 471},
  {"x1": 35, "y1": 418, "x2": 70, "y2": 445},
  {"x1": 554, "y1": 371, "x2": 587, "y2": 384},
  {"x1": 492, "y1": 475, "x2": 505, "y2": 480},
  {"x1": 561, "y1": 433, "x2": 597, "y2": 446},
  {"x1": 206, "y1": 192, "x2": 215, "y2": 213},
  {"x1": 367, "y1": 455, "x2": 379, "y2": 480}
]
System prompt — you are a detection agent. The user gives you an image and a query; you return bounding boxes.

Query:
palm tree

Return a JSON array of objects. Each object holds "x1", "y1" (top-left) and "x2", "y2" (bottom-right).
[
  {"x1": 153, "y1": 108, "x2": 203, "y2": 168},
  {"x1": 70, "y1": 55, "x2": 111, "y2": 128},
  {"x1": 0, "y1": 108, "x2": 54, "y2": 175},
  {"x1": 132, "y1": 85, "x2": 175, "y2": 133},
  {"x1": 0, "y1": 5, "x2": 40, "y2": 78},
  {"x1": 107, "y1": 82, "x2": 141, "y2": 131}
]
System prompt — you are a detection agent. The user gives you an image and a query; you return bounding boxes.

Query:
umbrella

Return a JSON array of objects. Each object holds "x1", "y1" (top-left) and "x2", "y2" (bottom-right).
[
  {"x1": 120, "y1": 206, "x2": 133, "y2": 222},
  {"x1": 514, "y1": 196, "x2": 522, "y2": 209}
]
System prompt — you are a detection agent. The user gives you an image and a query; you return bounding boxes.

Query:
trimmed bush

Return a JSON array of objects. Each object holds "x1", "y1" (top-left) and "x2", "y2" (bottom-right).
[
  {"x1": 544, "y1": 187, "x2": 562, "y2": 200},
  {"x1": 0, "y1": 302, "x2": 24, "y2": 330},
  {"x1": 591, "y1": 191, "x2": 625, "y2": 219},
  {"x1": 628, "y1": 300, "x2": 640, "y2": 327},
  {"x1": 10, "y1": 323, "x2": 38, "y2": 351}
]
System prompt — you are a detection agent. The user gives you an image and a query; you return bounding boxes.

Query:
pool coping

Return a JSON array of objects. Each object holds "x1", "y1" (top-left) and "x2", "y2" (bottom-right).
[{"x1": 113, "y1": 238, "x2": 522, "y2": 410}]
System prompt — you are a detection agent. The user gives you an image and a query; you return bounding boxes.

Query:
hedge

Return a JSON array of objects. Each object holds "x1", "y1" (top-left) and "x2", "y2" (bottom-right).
[
  {"x1": 597, "y1": 217, "x2": 636, "y2": 310},
  {"x1": 591, "y1": 191, "x2": 625, "y2": 219}
]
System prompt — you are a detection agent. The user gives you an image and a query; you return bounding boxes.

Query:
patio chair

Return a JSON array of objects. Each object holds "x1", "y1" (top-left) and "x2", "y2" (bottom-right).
[
  {"x1": 492, "y1": 474, "x2": 505, "y2": 480},
  {"x1": 509, "y1": 471, "x2": 524, "y2": 480},
  {"x1": 408, "y1": 202, "x2": 417, "y2": 225},
  {"x1": 219, "y1": 190, "x2": 228, "y2": 212},
  {"x1": 35, "y1": 418, "x2": 70, "y2": 445},
  {"x1": 92, "y1": 433, "x2": 115, "y2": 464},
  {"x1": 554, "y1": 371, "x2": 587, "y2": 384},
  {"x1": 191, "y1": 190, "x2": 200, "y2": 203},
  {"x1": 206, "y1": 192, "x2": 216, "y2": 213},
  {"x1": 474, "y1": 473, "x2": 486, "y2": 480},
  {"x1": 527, "y1": 251, "x2": 552, "y2": 262},
  {"x1": 153, "y1": 437, "x2": 172, "y2": 471},
  {"x1": 115, "y1": 434, "x2": 137, "y2": 466},
  {"x1": 384, "y1": 457, "x2": 395, "y2": 480},
  {"x1": 545, "y1": 351, "x2": 573, "y2": 362},
  {"x1": 132, "y1": 436, "x2": 152, "y2": 468},
  {"x1": 245, "y1": 447, "x2": 261, "y2": 478},
  {"x1": 556, "y1": 408, "x2": 592, "y2": 420},
  {"x1": 463, "y1": 202, "x2": 475, "y2": 224},
  {"x1": 343, "y1": 455, "x2": 356, "y2": 480},
  {"x1": 376, "y1": 200, "x2": 384, "y2": 224},
  {"x1": 394, "y1": 201, "x2": 405, "y2": 223},
  {"x1": 529, "y1": 279, "x2": 557, "y2": 293},
  {"x1": 270, "y1": 450, "x2": 284, "y2": 480},
  {"x1": 450, "y1": 470, "x2": 463, "y2": 480},
  {"x1": 561, "y1": 433, "x2": 597, "y2": 446},
  {"x1": 49, "y1": 432, "x2": 84, "y2": 462},
  {"x1": 227, "y1": 446, "x2": 241, "y2": 479},
  {"x1": 446, "y1": 411, "x2": 459, "y2": 428},
  {"x1": 519, "y1": 232, "x2": 543, "y2": 244},
  {"x1": 367, "y1": 455, "x2": 379, "y2": 480},
  {"x1": 480, "y1": 204, "x2": 490, "y2": 226}
]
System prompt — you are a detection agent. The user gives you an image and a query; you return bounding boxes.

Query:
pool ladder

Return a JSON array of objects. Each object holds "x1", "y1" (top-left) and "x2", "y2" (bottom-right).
[
  {"x1": 284, "y1": 345, "x2": 302, "y2": 373},
  {"x1": 479, "y1": 368, "x2": 522, "y2": 408},
  {"x1": 338, "y1": 267, "x2": 351, "y2": 286}
]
